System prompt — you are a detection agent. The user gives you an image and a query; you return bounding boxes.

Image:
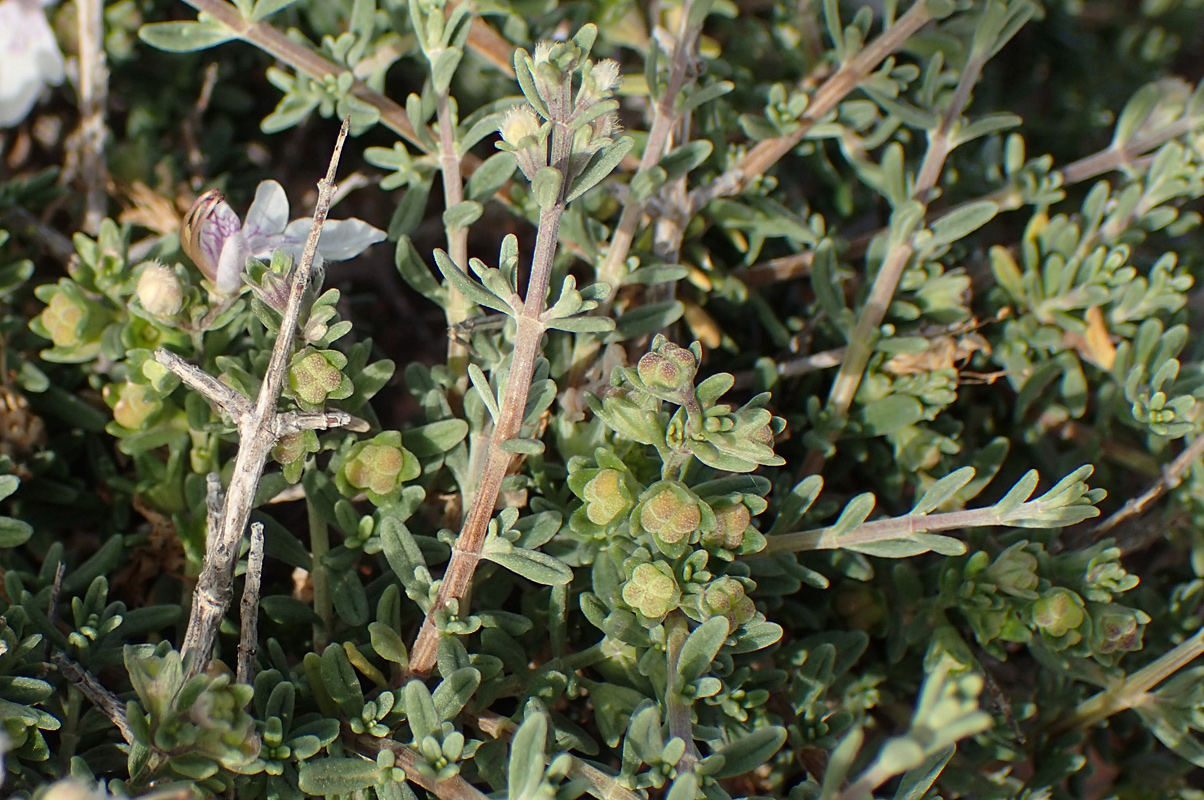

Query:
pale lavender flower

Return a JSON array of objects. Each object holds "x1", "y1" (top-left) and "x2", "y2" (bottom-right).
[
  {"x1": 0, "y1": 0, "x2": 64, "y2": 127},
  {"x1": 181, "y1": 180, "x2": 386, "y2": 295}
]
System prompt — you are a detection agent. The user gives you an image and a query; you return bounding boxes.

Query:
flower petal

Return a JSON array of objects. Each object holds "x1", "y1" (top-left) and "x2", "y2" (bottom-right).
[
  {"x1": 282, "y1": 217, "x2": 387, "y2": 261},
  {"x1": 243, "y1": 180, "x2": 290, "y2": 241},
  {"x1": 215, "y1": 230, "x2": 252, "y2": 295}
]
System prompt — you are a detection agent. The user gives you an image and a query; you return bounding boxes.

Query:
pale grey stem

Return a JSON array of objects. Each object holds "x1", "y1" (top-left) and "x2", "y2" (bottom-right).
[
  {"x1": 237, "y1": 521, "x2": 265, "y2": 685},
  {"x1": 1090, "y1": 433, "x2": 1204, "y2": 538},
  {"x1": 155, "y1": 350, "x2": 252, "y2": 420},
  {"x1": 205, "y1": 473, "x2": 224, "y2": 552},
  {"x1": 76, "y1": 0, "x2": 109, "y2": 235},
  {"x1": 761, "y1": 505, "x2": 996, "y2": 556},
  {"x1": 157, "y1": 118, "x2": 354, "y2": 680},
  {"x1": 41, "y1": 561, "x2": 66, "y2": 663},
  {"x1": 52, "y1": 654, "x2": 133, "y2": 745},
  {"x1": 1055, "y1": 626, "x2": 1204, "y2": 735},
  {"x1": 277, "y1": 409, "x2": 356, "y2": 436}
]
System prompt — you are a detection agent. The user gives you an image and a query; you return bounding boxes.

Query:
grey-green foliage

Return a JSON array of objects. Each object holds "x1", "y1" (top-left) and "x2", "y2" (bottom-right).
[{"x1": 6, "y1": 0, "x2": 1204, "y2": 799}]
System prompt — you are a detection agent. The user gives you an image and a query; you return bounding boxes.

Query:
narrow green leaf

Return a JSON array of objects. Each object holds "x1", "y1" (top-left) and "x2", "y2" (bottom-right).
[
  {"x1": 675, "y1": 617, "x2": 729, "y2": 690},
  {"x1": 443, "y1": 200, "x2": 483, "y2": 232},
  {"x1": 928, "y1": 201, "x2": 997, "y2": 249},
  {"x1": 911, "y1": 467, "x2": 976, "y2": 516},
  {"x1": 713, "y1": 726, "x2": 787, "y2": 779},
  {"x1": 566, "y1": 137, "x2": 635, "y2": 203},
  {"x1": 484, "y1": 547, "x2": 572, "y2": 585},
  {"x1": 892, "y1": 746, "x2": 955, "y2": 800},
  {"x1": 466, "y1": 152, "x2": 517, "y2": 203},
  {"x1": 250, "y1": 0, "x2": 299, "y2": 21},
  {"x1": 404, "y1": 680, "x2": 439, "y2": 741},
  {"x1": 508, "y1": 710, "x2": 548, "y2": 800},
  {"x1": 298, "y1": 757, "x2": 380, "y2": 796},
  {"x1": 139, "y1": 19, "x2": 236, "y2": 52},
  {"x1": 406, "y1": 419, "x2": 470, "y2": 457},
  {"x1": 432, "y1": 667, "x2": 480, "y2": 721}
]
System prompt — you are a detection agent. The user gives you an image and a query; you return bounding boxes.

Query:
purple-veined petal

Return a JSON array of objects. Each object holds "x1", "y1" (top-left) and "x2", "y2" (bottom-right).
[
  {"x1": 282, "y1": 217, "x2": 387, "y2": 261},
  {"x1": 185, "y1": 192, "x2": 242, "y2": 283},
  {"x1": 215, "y1": 230, "x2": 252, "y2": 295},
  {"x1": 243, "y1": 180, "x2": 290, "y2": 241}
]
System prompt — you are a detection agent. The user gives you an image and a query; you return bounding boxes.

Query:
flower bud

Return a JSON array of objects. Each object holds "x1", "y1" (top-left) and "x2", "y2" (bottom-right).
[
  {"x1": 338, "y1": 432, "x2": 419, "y2": 504},
  {"x1": 135, "y1": 262, "x2": 184, "y2": 317},
  {"x1": 702, "y1": 503, "x2": 751, "y2": 551},
  {"x1": 703, "y1": 577, "x2": 756, "y2": 628},
  {"x1": 344, "y1": 443, "x2": 407, "y2": 496},
  {"x1": 637, "y1": 338, "x2": 698, "y2": 399},
  {"x1": 621, "y1": 562, "x2": 680, "y2": 621},
  {"x1": 581, "y1": 469, "x2": 632, "y2": 526},
  {"x1": 1090, "y1": 604, "x2": 1148, "y2": 654},
  {"x1": 39, "y1": 291, "x2": 88, "y2": 348},
  {"x1": 1030, "y1": 587, "x2": 1086, "y2": 640},
  {"x1": 109, "y1": 382, "x2": 161, "y2": 429},
  {"x1": 288, "y1": 348, "x2": 349, "y2": 408},
  {"x1": 640, "y1": 482, "x2": 702, "y2": 555},
  {"x1": 986, "y1": 543, "x2": 1040, "y2": 599}
]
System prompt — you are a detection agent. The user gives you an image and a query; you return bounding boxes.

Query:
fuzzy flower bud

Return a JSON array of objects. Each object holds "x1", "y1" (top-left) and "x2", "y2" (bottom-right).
[
  {"x1": 135, "y1": 262, "x2": 184, "y2": 317},
  {"x1": 622, "y1": 562, "x2": 680, "y2": 621},
  {"x1": 581, "y1": 468, "x2": 632, "y2": 526},
  {"x1": 498, "y1": 106, "x2": 547, "y2": 180},
  {"x1": 109, "y1": 383, "x2": 161, "y2": 430},
  {"x1": 1031, "y1": 587, "x2": 1086, "y2": 641},
  {"x1": 640, "y1": 482, "x2": 702, "y2": 556},
  {"x1": 1090, "y1": 604, "x2": 1148, "y2": 654},
  {"x1": 637, "y1": 336, "x2": 699, "y2": 402},
  {"x1": 702, "y1": 503, "x2": 751, "y2": 551},
  {"x1": 703, "y1": 577, "x2": 756, "y2": 628}
]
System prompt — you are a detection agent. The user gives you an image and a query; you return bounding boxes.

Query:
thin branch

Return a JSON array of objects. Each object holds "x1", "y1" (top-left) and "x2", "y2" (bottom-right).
[
  {"x1": 156, "y1": 350, "x2": 251, "y2": 420},
  {"x1": 1089, "y1": 433, "x2": 1204, "y2": 538},
  {"x1": 157, "y1": 118, "x2": 355, "y2": 679},
  {"x1": 1052, "y1": 626, "x2": 1204, "y2": 736},
  {"x1": 760, "y1": 505, "x2": 992, "y2": 556},
  {"x1": 664, "y1": 612, "x2": 701, "y2": 773},
  {"x1": 177, "y1": 0, "x2": 495, "y2": 166},
  {"x1": 739, "y1": 97, "x2": 1204, "y2": 288},
  {"x1": 236, "y1": 521, "x2": 264, "y2": 685},
  {"x1": 76, "y1": 0, "x2": 109, "y2": 234},
  {"x1": 407, "y1": 72, "x2": 580, "y2": 677},
  {"x1": 687, "y1": 0, "x2": 937, "y2": 213},
  {"x1": 359, "y1": 736, "x2": 491, "y2": 800},
  {"x1": 52, "y1": 654, "x2": 134, "y2": 745}
]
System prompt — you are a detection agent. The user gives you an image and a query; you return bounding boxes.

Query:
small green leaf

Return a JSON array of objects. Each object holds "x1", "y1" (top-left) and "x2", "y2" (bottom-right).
[
  {"x1": 369, "y1": 621, "x2": 409, "y2": 665},
  {"x1": 443, "y1": 200, "x2": 483, "y2": 232},
  {"x1": 713, "y1": 726, "x2": 787, "y2": 779},
  {"x1": 928, "y1": 201, "x2": 997, "y2": 249},
  {"x1": 675, "y1": 617, "x2": 729, "y2": 690},
  {"x1": 406, "y1": 419, "x2": 470, "y2": 458},
  {"x1": 566, "y1": 136, "x2": 634, "y2": 202},
  {"x1": 509, "y1": 709, "x2": 548, "y2": 800},
  {"x1": 892, "y1": 746, "x2": 955, "y2": 800},
  {"x1": 911, "y1": 467, "x2": 976, "y2": 516},
  {"x1": 298, "y1": 757, "x2": 380, "y2": 796},
  {"x1": 615, "y1": 300, "x2": 685, "y2": 339},
  {"x1": 139, "y1": 19, "x2": 236, "y2": 52},
  {"x1": 250, "y1": 0, "x2": 299, "y2": 21},
  {"x1": 404, "y1": 680, "x2": 439, "y2": 741},
  {"x1": 532, "y1": 167, "x2": 564, "y2": 208},
  {"x1": 466, "y1": 152, "x2": 518, "y2": 203},
  {"x1": 484, "y1": 547, "x2": 572, "y2": 586},
  {"x1": 432, "y1": 667, "x2": 481, "y2": 721}
]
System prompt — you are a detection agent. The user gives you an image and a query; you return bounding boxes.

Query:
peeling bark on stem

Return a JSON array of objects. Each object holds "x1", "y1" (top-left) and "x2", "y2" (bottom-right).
[{"x1": 156, "y1": 118, "x2": 355, "y2": 680}]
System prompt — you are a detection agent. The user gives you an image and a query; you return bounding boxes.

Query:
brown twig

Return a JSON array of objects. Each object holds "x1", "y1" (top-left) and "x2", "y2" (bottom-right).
[
  {"x1": 156, "y1": 118, "x2": 358, "y2": 679},
  {"x1": 52, "y1": 653, "x2": 134, "y2": 745},
  {"x1": 76, "y1": 0, "x2": 109, "y2": 234},
  {"x1": 236, "y1": 521, "x2": 264, "y2": 685},
  {"x1": 686, "y1": 0, "x2": 937, "y2": 214}
]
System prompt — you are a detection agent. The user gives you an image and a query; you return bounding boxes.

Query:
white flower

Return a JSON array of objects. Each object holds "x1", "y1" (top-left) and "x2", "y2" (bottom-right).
[
  {"x1": 180, "y1": 180, "x2": 387, "y2": 295},
  {"x1": 0, "y1": 0, "x2": 65, "y2": 128}
]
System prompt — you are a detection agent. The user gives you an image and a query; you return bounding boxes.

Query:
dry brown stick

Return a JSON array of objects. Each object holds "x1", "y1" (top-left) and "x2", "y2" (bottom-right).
[
  {"x1": 236, "y1": 521, "x2": 265, "y2": 685},
  {"x1": 1089, "y1": 433, "x2": 1204, "y2": 538},
  {"x1": 156, "y1": 118, "x2": 357, "y2": 679},
  {"x1": 686, "y1": 0, "x2": 938, "y2": 214},
  {"x1": 359, "y1": 736, "x2": 490, "y2": 800},
  {"x1": 53, "y1": 654, "x2": 134, "y2": 745},
  {"x1": 77, "y1": 0, "x2": 110, "y2": 234}
]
